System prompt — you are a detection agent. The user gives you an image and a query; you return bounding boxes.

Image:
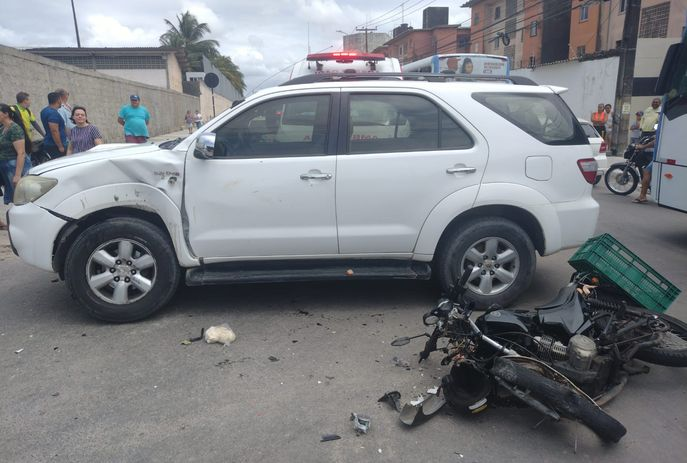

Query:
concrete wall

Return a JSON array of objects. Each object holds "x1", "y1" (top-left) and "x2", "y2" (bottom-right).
[
  {"x1": 511, "y1": 56, "x2": 620, "y2": 119},
  {"x1": 0, "y1": 44, "x2": 198, "y2": 143},
  {"x1": 166, "y1": 53, "x2": 183, "y2": 93}
]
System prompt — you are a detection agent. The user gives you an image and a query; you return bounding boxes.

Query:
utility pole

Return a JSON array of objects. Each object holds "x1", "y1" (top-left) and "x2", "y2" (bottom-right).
[
  {"x1": 356, "y1": 26, "x2": 377, "y2": 52},
  {"x1": 70, "y1": 0, "x2": 81, "y2": 48},
  {"x1": 612, "y1": 0, "x2": 642, "y2": 154}
]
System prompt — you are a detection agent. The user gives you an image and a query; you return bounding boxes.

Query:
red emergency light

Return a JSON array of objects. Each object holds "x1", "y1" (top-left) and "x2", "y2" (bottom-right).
[{"x1": 306, "y1": 51, "x2": 386, "y2": 62}]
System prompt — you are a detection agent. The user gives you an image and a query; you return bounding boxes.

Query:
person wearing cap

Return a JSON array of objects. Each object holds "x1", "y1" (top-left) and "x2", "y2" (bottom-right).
[
  {"x1": 630, "y1": 111, "x2": 643, "y2": 144},
  {"x1": 117, "y1": 95, "x2": 151, "y2": 143}
]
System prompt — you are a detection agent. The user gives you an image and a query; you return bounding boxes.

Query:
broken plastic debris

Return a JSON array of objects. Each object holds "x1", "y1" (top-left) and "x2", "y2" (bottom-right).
[
  {"x1": 268, "y1": 356, "x2": 280, "y2": 362},
  {"x1": 427, "y1": 386, "x2": 439, "y2": 395},
  {"x1": 14, "y1": 348, "x2": 23, "y2": 354},
  {"x1": 320, "y1": 434, "x2": 341, "y2": 442},
  {"x1": 400, "y1": 393, "x2": 447, "y2": 426},
  {"x1": 350, "y1": 413, "x2": 371, "y2": 434},
  {"x1": 204, "y1": 324, "x2": 236, "y2": 346},
  {"x1": 377, "y1": 391, "x2": 402, "y2": 412}
]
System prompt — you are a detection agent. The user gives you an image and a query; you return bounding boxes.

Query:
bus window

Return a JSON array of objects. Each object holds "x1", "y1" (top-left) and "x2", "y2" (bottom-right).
[{"x1": 663, "y1": 45, "x2": 687, "y2": 120}]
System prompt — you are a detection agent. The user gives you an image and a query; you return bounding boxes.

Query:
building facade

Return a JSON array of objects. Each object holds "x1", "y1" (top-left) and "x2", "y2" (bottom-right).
[
  {"x1": 342, "y1": 32, "x2": 391, "y2": 53},
  {"x1": 379, "y1": 25, "x2": 471, "y2": 64},
  {"x1": 26, "y1": 47, "x2": 188, "y2": 93}
]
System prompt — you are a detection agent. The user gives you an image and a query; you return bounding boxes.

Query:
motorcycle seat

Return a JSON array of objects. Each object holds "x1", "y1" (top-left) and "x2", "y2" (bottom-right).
[{"x1": 536, "y1": 284, "x2": 577, "y2": 311}]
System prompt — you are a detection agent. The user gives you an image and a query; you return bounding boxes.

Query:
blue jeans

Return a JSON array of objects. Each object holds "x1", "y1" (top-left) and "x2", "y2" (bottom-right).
[{"x1": 0, "y1": 157, "x2": 33, "y2": 205}]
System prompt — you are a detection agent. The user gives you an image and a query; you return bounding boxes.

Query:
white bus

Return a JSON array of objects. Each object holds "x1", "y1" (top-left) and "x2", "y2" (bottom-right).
[
  {"x1": 403, "y1": 53, "x2": 510, "y2": 78},
  {"x1": 653, "y1": 25, "x2": 687, "y2": 213}
]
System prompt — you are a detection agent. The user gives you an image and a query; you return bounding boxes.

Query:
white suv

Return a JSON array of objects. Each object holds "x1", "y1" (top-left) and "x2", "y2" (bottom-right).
[{"x1": 7, "y1": 76, "x2": 598, "y2": 322}]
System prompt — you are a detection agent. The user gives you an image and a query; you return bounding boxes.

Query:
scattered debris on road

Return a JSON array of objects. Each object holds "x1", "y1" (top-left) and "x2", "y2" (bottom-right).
[
  {"x1": 268, "y1": 356, "x2": 279, "y2": 362},
  {"x1": 14, "y1": 348, "x2": 23, "y2": 354},
  {"x1": 204, "y1": 324, "x2": 236, "y2": 346},
  {"x1": 378, "y1": 391, "x2": 402, "y2": 412},
  {"x1": 350, "y1": 413, "x2": 371, "y2": 434},
  {"x1": 320, "y1": 434, "x2": 341, "y2": 442},
  {"x1": 399, "y1": 390, "x2": 447, "y2": 426},
  {"x1": 181, "y1": 327, "x2": 205, "y2": 345}
]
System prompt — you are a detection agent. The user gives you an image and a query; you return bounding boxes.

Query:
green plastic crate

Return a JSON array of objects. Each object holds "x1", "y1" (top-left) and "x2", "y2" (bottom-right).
[{"x1": 568, "y1": 234, "x2": 681, "y2": 313}]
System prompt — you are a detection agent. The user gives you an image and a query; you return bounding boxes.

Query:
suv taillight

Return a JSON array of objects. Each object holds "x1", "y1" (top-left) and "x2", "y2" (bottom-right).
[
  {"x1": 577, "y1": 158, "x2": 598, "y2": 184},
  {"x1": 599, "y1": 142, "x2": 607, "y2": 153}
]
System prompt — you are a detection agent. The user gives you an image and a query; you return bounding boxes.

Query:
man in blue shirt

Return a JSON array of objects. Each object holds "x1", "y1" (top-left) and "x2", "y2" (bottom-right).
[
  {"x1": 40, "y1": 92, "x2": 67, "y2": 158},
  {"x1": 117, "y1": 95, "x2": 151, "y2": 143}
]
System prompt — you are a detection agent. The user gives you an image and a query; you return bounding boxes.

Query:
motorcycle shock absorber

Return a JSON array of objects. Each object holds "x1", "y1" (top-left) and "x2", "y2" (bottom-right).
[
  {"x1": 587, "y1": 297, "x2": 625, "y2": 312},
  {"x1": 534, "y1": 335, "x2": 568, "y2": 362}
]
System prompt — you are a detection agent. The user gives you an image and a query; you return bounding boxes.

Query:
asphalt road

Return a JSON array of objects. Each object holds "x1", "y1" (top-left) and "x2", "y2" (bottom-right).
[{"x1": 1, "y1": 185, "x2": 685, "y2": 463}]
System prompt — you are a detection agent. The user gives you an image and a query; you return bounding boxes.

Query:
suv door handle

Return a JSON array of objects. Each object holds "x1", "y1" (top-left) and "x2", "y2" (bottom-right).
[
  {"x1": 446, "y1": 166, "x2": 477, "y2": 174},
  {"x1": 300, "y1": 172, "x2": 332, "y2": 180}
]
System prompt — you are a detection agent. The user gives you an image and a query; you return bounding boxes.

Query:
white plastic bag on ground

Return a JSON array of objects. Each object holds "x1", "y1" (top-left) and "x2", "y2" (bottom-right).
[{"x1": 204, "y1": 324, "x2": 237, "y2": 346}]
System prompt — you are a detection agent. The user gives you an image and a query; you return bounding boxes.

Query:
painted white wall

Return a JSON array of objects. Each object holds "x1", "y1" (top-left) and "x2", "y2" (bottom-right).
[
  {"x1": 511, "y1": 57, "x2": 620, "y2": 119},
  {"x1": 97, "y1": 69, "x2": 169, "y2": 90}
]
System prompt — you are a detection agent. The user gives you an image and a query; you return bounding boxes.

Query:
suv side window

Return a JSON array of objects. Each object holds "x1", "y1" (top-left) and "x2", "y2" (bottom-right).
[
  {"x1": 347, "y1": 94, "x2": 473, "y2": 154},
  {"x1": 213, "y1": 94, "x2": 330, "y2": 157},
  {"x1": 472, "y1": 92, "x2": 587, "y2": 145}
]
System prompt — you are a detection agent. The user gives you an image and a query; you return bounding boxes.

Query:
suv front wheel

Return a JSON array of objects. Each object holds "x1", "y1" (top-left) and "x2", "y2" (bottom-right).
[
  {"x1": 65, "y1": 217, "x2": 181, "y2": 322},
  {"x1": 436, "y1": 218, "x2": 535, "y2": 308}
]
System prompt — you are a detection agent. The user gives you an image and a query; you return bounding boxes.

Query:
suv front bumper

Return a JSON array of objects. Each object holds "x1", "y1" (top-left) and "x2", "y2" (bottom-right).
[{"x1": 8, "y1": 203, "x2": 68, "y2": 272}]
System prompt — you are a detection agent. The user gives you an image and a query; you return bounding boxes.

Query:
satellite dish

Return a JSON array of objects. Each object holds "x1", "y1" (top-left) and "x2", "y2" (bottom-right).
[{"x1": 204, "y1": 72, "x2": 220, "y2": 88}]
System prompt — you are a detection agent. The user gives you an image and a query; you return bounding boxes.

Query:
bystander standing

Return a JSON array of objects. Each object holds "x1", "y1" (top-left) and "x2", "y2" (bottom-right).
[
  {"x1": 640, "y1": 98, "x2": 661, "y2": 136},
  {"x1": 117, "y1": 95, "x2": 150, "y2": 143},
  {"x1": 55, "y1": 88, "x2": 75, "y2": 138},
  {"x1": 40, "y1": 92, "x2": 67, "y2": 159},
  {"x1": 629, "y1": 111, "x2": 643, "y2": 144},
  {"x1": 185, "y1": 110, "x2": 194, "y2": 134},
  {"x1": 14, "y1": 92, "x2": 45, "y2": 143},
  {"x1": 604, "y1": 104, "x2": 613, "y2": 147},
  {"x1": 67, "y1": 106, "x2": 103, "y2": 154},
  {"x1": 194, "y1": 110, "x2": 203, "y2": 129},
  {"x1": 591, "y1": 103, "x2": 607, "y2": 139},
  {"x1": 0, "y1": 104, "x2": 32, "y2": 220}
]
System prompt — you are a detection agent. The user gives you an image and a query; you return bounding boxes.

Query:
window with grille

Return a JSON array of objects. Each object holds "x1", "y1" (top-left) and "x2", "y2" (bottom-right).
[
  {"x1": 577, "y1": 45, "x2": 586, "y2": 58},
  {"x1": 639, "y1": 2, "x2": 670, "y2": 38},
  {"x1": 495, "y1": 6, "x2": 501, "y2": 19},
  {"x1": 530, "y1": 20, "x2": 538, "y2": 37}
]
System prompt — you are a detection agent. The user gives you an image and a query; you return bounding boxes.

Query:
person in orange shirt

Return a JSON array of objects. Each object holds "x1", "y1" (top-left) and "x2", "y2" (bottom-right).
[{"x1": 590, "y1": 103, "x2": 607, "y2": 139}]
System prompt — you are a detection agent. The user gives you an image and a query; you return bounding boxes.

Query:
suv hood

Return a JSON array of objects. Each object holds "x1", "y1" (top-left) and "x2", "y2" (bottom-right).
[{"x1": 30, "y1": 143, "x2": 162, "y2": 175}]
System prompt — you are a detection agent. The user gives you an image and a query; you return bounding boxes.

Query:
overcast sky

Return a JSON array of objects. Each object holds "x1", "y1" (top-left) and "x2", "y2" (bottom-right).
[{"x1": 0, "y1": 0, "x2": 470, "y2": 94}]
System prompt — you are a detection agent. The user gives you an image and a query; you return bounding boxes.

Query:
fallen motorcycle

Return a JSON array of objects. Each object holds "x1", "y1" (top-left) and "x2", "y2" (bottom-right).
[{"x1": 391, "y1": 262, "x2": 686, "y2": 443}]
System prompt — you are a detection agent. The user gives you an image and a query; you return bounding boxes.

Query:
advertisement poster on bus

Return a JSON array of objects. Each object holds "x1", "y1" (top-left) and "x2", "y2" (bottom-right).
[{"x1": 438, "y1": 55, "x2": 509, "y2": 77}]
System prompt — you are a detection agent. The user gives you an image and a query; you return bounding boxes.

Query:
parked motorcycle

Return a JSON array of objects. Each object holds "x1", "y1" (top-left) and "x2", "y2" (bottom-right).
[
  {"x1": 604, "y1": 134, "x2": 655, "y2": 195},
  {"x1": 392, "y1": 269, "x2": 687, "y2": 443}
]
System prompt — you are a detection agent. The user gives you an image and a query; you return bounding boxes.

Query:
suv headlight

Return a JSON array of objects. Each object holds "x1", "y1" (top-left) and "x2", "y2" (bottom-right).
[{"x1": 13, "y1": 176, "x2": 58, "y2": 205}]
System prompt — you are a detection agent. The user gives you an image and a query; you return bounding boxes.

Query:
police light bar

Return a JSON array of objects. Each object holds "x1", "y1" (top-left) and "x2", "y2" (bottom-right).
[{"x1": 306, "y1": 51, "x2": 386, "y2": 62}]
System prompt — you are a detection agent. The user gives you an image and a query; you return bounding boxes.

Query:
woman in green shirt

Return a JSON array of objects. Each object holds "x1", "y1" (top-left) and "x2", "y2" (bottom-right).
[{"x1": 0, "y1": 104, "x2": 32, "y2": 224}]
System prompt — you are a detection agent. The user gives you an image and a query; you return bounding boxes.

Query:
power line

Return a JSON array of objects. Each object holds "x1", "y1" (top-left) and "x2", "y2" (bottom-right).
[{"x1": 354, "y1": 1, "x2": 408, "y2": 29}]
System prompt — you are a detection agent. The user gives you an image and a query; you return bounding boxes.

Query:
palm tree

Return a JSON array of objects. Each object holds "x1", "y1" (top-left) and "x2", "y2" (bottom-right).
[
  {"x1": 160, "y1": 11, "x2": 219, "y2": 71},
  {"x1": 160, "y1": 11, "x2": 246, "y2": 95},
  {"x1": 212, "y1": 55, "x2": 246, "y2": 96}
]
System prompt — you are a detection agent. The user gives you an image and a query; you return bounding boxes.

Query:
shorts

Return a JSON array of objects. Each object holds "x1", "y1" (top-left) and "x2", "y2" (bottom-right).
[
  {"x1": 125, "y1": 135, "x2": 148, "y2": 144},
  {"x1": 0, "y1": 157, "x2": 33, "y2": 205},
  {"x1": 186, "y1": 122, "x2": 194, "y2": 129},
  {"x1": 593, "y1": 125, "x2": 606, "y2": 137}
]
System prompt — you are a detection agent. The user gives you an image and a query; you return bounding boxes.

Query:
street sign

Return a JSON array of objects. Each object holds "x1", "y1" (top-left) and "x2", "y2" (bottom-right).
[{"x1": 204, "y1": 72, "x2": 219, "y2": 88}]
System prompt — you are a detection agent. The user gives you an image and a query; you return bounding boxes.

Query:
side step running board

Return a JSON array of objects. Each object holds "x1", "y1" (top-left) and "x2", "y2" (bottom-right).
[{"x1": 186, "y1": 259, "x2": 432, "y2": 286}]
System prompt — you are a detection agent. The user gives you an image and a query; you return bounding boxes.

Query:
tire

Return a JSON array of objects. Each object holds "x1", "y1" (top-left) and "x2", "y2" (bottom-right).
[
  {"x1": 491, "y1": 357, "x2": 627, "y2": 443},
  {"x1": 629, "y1": 309, "x2": 687, "y2": 367},
  {"x1": 604, "y1": 164, "x2": 639, "y2": 195},
  {"x1": 436, "y1": 218, "x2": 535, "y2": 308},
  {"x1": 64, "y1": 217, "x2": 181, "y2": 322}
]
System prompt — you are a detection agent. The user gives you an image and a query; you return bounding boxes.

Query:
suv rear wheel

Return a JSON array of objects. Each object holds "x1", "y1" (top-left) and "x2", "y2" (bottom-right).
[
  {"x1": 65, "y1": 217, "x2": 180, "y2": 322},
  {"x1": 436, "y1": 218, "x2": 535, "y2": 307}
]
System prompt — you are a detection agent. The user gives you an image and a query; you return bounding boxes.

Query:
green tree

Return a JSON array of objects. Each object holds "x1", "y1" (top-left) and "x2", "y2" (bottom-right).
[
  {"x1": 211, "y1": 55, "x2": 246, "y2": 96},
  {"x1": 160, "y1": 11, "x2": 246, "y2": 95}
]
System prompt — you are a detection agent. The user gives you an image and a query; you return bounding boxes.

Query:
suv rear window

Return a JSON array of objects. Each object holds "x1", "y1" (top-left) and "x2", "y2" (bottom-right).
[{"x1": 472, "y1": 92, "x2": 587, "y2": 145}]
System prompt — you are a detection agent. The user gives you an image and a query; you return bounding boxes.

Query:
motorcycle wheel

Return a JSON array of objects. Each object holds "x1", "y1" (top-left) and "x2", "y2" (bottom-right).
[
  {"x1": 491, "y1": 357, "x2": 626, "y2": 443},
  {"x1": 629, "y1": 309, "x2": 687, "y2": 367},
  {"x1": 604, "y1": 164, "x2": 639, "y2": 195}
]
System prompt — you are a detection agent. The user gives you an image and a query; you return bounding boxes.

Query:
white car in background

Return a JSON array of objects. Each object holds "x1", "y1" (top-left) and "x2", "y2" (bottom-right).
[{"x1": 578, "y1": 118, "x2": 608, "y2": 185}]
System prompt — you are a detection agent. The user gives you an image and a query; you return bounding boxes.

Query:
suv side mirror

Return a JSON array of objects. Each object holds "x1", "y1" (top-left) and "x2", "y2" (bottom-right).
[{"x1": 194, "y1": 133, "x2": 216, "y2": 159}]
